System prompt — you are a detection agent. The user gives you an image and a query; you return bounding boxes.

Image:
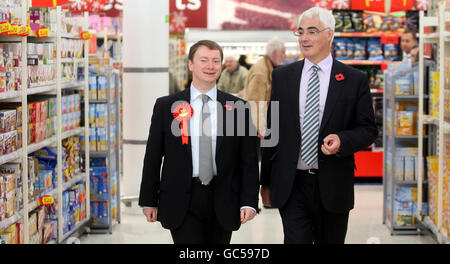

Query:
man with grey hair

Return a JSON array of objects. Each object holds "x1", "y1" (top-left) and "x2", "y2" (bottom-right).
[
  {"x1": 243, "y1": 38, "x2": 286, "y2": 141},
  {"x1": 218, "y1": 55, "x2": 248, "y2": 96},
  {"x1": 260, "y1": 7, "x2": 377, "y2": 244}
]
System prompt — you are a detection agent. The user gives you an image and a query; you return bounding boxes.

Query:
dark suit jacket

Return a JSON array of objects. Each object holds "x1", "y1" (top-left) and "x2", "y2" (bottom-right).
[
  {"x1": 139, "y1": 88, "x2": 259, "y2": 231},
  {"x1": 261, "y1": 59, "x2": 378, "y2": 213}
]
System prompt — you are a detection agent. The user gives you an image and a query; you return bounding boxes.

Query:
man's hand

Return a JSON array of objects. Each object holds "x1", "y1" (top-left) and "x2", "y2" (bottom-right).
[
  {"x1": 321, "y1": 134, "x2": 341, "y2": 155},
  {"x1": 411, "y1": 47, "x2": 419, "y2": 63},
  {"x1": 143, "y1": 207, "x2": 157, "y2": 222},
  {"x1": 240, "y1": 208, "x2": 256, "y2": 224},
  {"x1": 260, "y1": 185, "x2": 271, "y2": 207},
  {"x1": 237, "y1": 90, "x2": 244, "y2": 98}
]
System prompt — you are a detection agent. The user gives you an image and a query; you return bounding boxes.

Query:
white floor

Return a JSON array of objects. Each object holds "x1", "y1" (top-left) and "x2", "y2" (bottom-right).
[{"x1": 79, "y1": 184, "x2": 437, "y2": 244}]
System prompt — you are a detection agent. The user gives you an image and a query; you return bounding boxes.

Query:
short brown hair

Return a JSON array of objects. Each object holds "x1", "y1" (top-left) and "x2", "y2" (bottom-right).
[
  {"x1": 188, "y1": 40, "x2": 223, "y2": 62},
  {"x1": 402, "y1": 28, "x2": 417, "y2": 41}
]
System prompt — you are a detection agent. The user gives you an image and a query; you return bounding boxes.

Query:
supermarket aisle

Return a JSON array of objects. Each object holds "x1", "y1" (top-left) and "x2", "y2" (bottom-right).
[{"x1": 79, "y1": 184, "x2": 436, "y2": 244}]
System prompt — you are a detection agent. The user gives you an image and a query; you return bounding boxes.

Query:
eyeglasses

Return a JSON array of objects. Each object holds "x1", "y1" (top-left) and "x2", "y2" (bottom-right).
[{"x1": 294, "y1": 27, "x2": 330, "y2": 37}]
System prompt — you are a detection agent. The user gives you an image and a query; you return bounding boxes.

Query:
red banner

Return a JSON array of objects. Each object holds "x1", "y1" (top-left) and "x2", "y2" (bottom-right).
[
  {"x1": 169, "y1": 0, "x2": 207, "y2": 34},
  {"x1": 352, "y1": 0, "x2": 385, "y2": 12},
  {"x1": 68, "y1": 0, "x2": 122, "y2": 17},
  {"x1": 390, "y1": 0, "x2": 414, "y2": 12},
  {"x1": 32, "y1": 0, "x2": 69, "y2": 7}
]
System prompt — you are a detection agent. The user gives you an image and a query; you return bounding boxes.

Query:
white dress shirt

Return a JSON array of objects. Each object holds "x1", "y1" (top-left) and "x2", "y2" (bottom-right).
[
  {"x1": 297, "y1": 53, "x2": 333, "y2": 170},
  {"x1": 190, "y1": 84, "x2": 218, "y2": 177}
]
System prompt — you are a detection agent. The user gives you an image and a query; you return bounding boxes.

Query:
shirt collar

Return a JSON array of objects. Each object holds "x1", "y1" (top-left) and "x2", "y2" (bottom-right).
[
  {"x1": 190, "y1": 83, "x2": 217, "y2": 102},
  {"x1": 304, "y1": 53, "x2": 333, "y2": 73}
]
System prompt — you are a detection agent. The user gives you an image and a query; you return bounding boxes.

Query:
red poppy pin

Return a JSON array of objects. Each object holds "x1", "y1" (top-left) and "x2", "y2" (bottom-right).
[
  {"x1": 224, "y1": 104, "x2": 232, "y2": 111},
  {"x1": 335, "y1": 73, "x2": 344, "y2": 81}
]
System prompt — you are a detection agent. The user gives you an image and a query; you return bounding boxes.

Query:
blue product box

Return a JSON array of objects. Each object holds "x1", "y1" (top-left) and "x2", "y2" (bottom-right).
[
  {"x1": 394, "y1": 200, "x2": 413, "y2": 215},
  {"x1": 97, "y1": 176, "x2": 108, "y2": 201},
  {"x1": 90, "y1": 175, "x2": 98, "y2": 200},
  {"x1": 90, "y1": 201, "x2": 98, "y2": 222},
  {"x1": 395, "y1": 187, "x2": 412, "y2": 202},
  {"x1": 90, "y1": 157, "x2": 106, "y2": 167},
  {"x1": 97, "y1": 201, "x2": 109, "y2": 225},
  {"x1": 90, "y1": 166, "x2": 107, "y2": 177}
]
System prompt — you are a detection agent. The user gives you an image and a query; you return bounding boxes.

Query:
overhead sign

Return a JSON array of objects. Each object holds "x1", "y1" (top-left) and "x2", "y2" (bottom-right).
[{"x1": 169, "y1": 0, "x2": 207, "y2": 34}]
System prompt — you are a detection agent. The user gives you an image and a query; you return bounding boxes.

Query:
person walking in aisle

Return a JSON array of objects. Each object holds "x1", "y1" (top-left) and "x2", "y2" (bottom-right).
[
  {"x1": 260, "y1": 7, "x2": 378, "y2": 244},
  {"x1": 243, "y1": 38, "x2": 286, "y2": 140},
  {"x1": 138, "y1": 40, "x2": 259, "y2": 244},
  {"x1": 217, "y1": 55, "x2": 248, "y2": 97}
]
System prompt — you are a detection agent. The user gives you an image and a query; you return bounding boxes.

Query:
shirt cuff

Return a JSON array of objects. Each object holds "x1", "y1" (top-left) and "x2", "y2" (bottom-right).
[{"x1": 240, "y1": 206, "x2": 257, "y2": 213}]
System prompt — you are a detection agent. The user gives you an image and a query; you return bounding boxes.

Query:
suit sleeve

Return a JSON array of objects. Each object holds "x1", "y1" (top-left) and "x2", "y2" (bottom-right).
[
  {"x1": 336, "y1": 73, "x2": 378, "y2": 158},
  {"x1": 138, "y1": 98, "x2": 165, "y2": 207},
  {"x1": 239, "y1": 104, "x2": 260, "y2": 210},
  {"x1": 260, "y1": 70, "x2": 279, "y2": 186}
]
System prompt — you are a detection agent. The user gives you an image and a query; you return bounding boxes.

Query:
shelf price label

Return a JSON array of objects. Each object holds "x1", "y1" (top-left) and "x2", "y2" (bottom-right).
[
  {"x1": 36, "y1": 27, "x2": 50, "y2": 38},
  {"x1": 39, "y1": 195, "x2": 54, "y2": 206},
  {"x1": 18, "y1": 25, "x2": 31, "y2": 37},
  {"x1": 0, "y1": 21, "x2": 11, "y2": 34},
  {"x1": 6, "y1": 24, "x2": 18, "y2": 36},
  {"x1": 381, "y1": 33, "x2": 399, "y2": 44},
  {"x1": 80, "y1": 31, "x2": 92, "y2": 40}
]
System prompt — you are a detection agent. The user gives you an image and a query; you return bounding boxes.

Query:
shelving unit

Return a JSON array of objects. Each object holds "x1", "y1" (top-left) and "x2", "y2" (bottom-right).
[
  {"x1": 85, "y1": 68, "x2": 121, "y2": 234},
  {"x1": 0, "y1": 1, "x2": 90, "y2": 244},
  {"x1": 417, "y1": 3, "x2": 450, "y2": 244},
  {"x1": 383, "y1": 61, "x2": 424, "y2": 235}
]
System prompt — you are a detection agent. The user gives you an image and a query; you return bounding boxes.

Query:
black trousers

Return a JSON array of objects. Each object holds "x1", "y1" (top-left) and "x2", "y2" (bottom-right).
[
  {"x1": 279, "y1": 170, "x2": 349, "y2": 244},
  {"x1": 170, "y1": 178, "x2": 232, "y2": 244}
]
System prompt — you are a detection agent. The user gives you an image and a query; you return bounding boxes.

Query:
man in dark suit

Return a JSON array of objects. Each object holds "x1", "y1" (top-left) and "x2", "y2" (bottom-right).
[
  {"x1": 260, "y1": 7, "x2": 378, "y2": 244},
  {"x1": 139, "y1": 40, "x2": 259, "y2": 244},
  {"x1": 395, "y1": 29, "x2": 418, "y2": 63}
]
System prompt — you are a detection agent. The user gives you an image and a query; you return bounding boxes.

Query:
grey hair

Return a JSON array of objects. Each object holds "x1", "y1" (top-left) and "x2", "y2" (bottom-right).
[
  {"x1": 298, "y1": 6, "x2": 335, "y2": 31},
  {"x1": 266, "y1": 38, "x2": 285, "y2": 56}
]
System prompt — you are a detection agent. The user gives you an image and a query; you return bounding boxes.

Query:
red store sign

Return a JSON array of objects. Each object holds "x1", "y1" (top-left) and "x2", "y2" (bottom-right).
[{"x1": 170, "y1": 0, "x2": 207, "y2": 34}]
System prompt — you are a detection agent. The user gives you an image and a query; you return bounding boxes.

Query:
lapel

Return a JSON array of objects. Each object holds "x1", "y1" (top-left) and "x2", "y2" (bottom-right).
[
  {"x1": 289, "y1": 60, "x2": 304, "y2": 141},
  {"x1": 175, "y1": 88, "x2": 193, "y2": 161},
  {"x1": 319, "y1": 59, "x2": 346, "y2": 135},
  {"x1": 215, "y1": 89, "x2": 226, "y2": 157}
]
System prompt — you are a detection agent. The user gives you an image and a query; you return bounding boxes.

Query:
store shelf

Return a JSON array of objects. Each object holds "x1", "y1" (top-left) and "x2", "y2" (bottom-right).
[
  {"x1": 0, "y1": 2, "x2": 91, "y2": 244},
  {"x1": 0, "y1": 149, "x2": 22, "y2": 166},
  {"x1": 341, "y1": 60, "x2": 387, "y2": 66},
  {"x1": 61, "y1": 218, "x2": 90, "y2": 242},
  {"x1": 27, "y1": 83, "x2": 57, "y2": 95},
  {"x1": 28, "y1": 137, "x2": 56, "y2": 154},
  {"x1": 335, "y1": 32, "x2": 402, "y2": 38},
  {"x1": 371, "y1": 89, "x2": 383, "y2": 94},
  {"x1": 422, "y1": 217, "x2": 450, "y2": 244},
  {"x1": 28, "y1": 173, "x2": 87, "y2": 213},
  {"x1": 0, "y1": 213, "x2": 21, "y2": 231},
  {"x1": 416, "y1": 4, "x2": 449, "y2": 243},
  {"x1": 62, "y1": 127, "x2": 85, "y2": 139},
  {"x1": 61, "y1": 57, "x2": 85, "y2": 64},
  {"x1": 423, "y1": 115, "x2": 450, "y2": 134},
  {"x1": 62, "y1": 81, "x2": 84, "y2": 90},
  {"x1": 0, "y1": 90, "x2": 22, "y2": 100}
]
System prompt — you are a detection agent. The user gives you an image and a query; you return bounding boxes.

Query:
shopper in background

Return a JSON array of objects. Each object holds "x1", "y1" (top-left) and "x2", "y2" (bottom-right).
[
  {"x1": 217, "y1": 55, "x2": 248, "y2": 97},
  {"x1": 139, "y1": 40, "x2": 259, "y2": 244},
  {"x1": 260, "y1": 7, "x2": 377, "y2": 244},
  {"x1": 243, "y1": 38, "x2": 286, "y2": 140},
  {"x1": 397, "y1": 28, "x2": 419, "y2": 63}
]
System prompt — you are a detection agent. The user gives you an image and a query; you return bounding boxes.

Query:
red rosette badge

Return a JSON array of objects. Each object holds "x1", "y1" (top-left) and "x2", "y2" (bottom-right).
[{"x1": 172, "y1": 103, "x2": 193, "y2": 144}]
